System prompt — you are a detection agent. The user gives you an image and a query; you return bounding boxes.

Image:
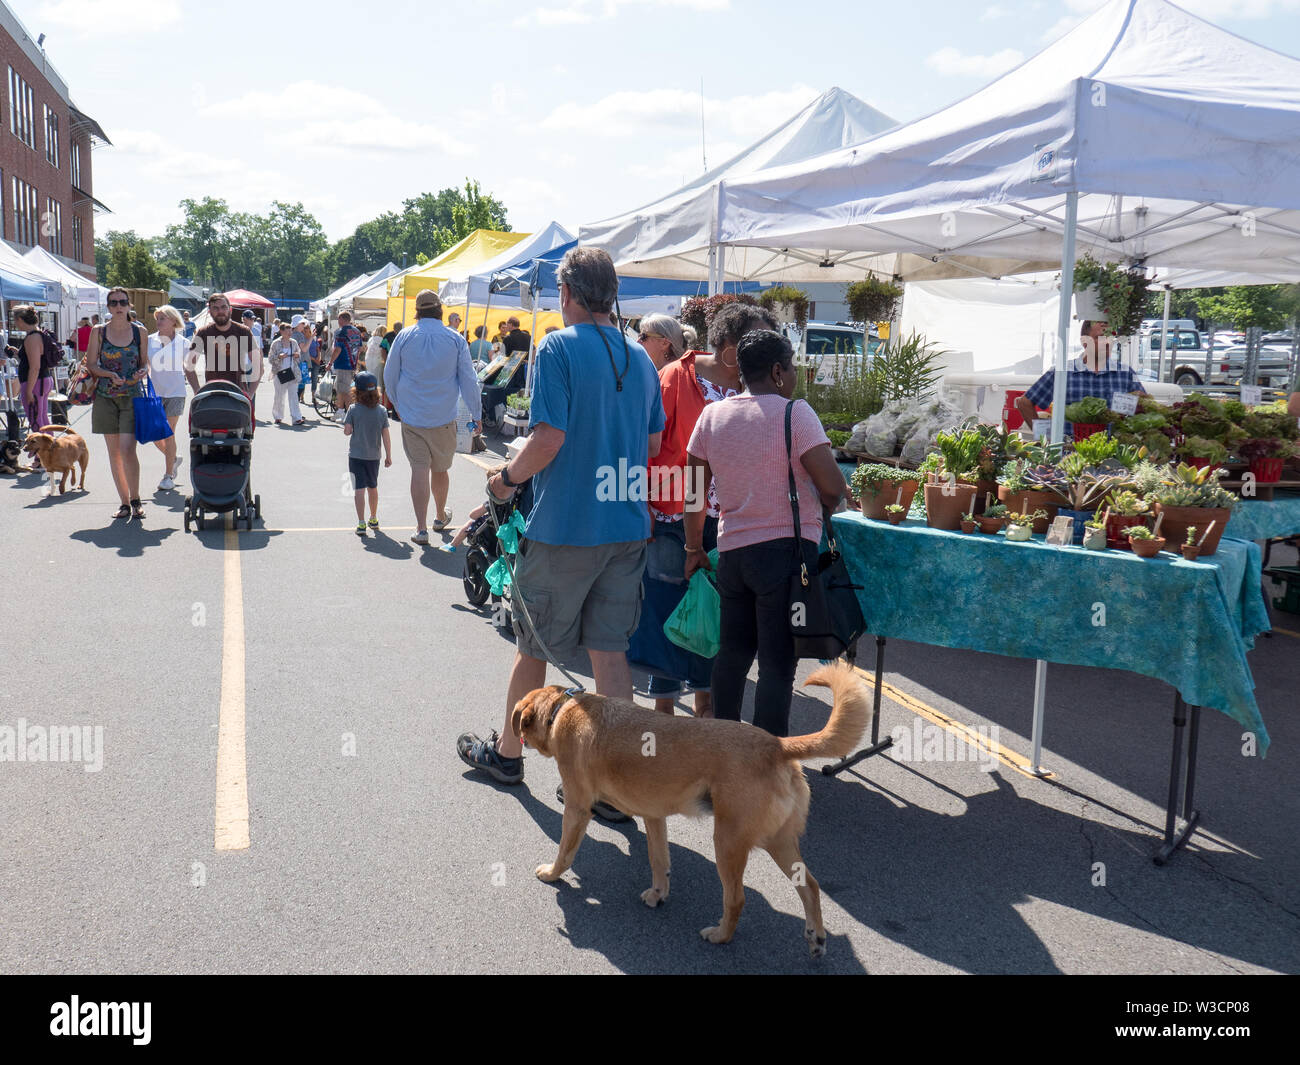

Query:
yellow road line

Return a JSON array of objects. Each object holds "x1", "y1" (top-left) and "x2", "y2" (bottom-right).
[
  {"x1": 1271, "y1": 626, "x2": 1300, "y2": 640},
  {"x1": 267, "y1": 526, "x2": 418, "y2": 533},
  {"x1": 851, "y1": 665, "x2": 1051, "y2": 779},
  {"x1": 215, "y1": 518, "x2": 250, "y2": 851}
]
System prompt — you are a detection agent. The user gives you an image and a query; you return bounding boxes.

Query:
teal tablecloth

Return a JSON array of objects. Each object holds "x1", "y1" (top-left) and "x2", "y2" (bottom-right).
[
  {"x1": 1223, "y1": 491, "x2": 1300, "y2": 543},
  {"x1": 832, "y1": 512, "x2": 1271, "y2": 754}
]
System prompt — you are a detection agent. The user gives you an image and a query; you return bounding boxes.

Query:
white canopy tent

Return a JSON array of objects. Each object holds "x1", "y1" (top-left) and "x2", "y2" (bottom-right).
[
  {"x1": 23, "y1": 245, "x2": 108, "y2": 328},
  {"x1": 580, "y1": 86, "x2": 898, "y2": 287},
  {"x1": 309, "y1": 263, "x2": 400, "y2": 317},
  {"x1": 714, "y1": 0, "x2": 1300, "y2": 777}
]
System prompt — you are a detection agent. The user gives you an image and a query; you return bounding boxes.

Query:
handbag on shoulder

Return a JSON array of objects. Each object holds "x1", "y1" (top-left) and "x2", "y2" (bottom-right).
[{"x1": 784, "y1": 400, "x2": 866, "y2": 660}]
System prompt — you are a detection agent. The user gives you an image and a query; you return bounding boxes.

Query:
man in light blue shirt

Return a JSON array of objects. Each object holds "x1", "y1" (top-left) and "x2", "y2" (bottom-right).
[{"x1": 384, "y1": 288, "x2": 482, "y2": 544}]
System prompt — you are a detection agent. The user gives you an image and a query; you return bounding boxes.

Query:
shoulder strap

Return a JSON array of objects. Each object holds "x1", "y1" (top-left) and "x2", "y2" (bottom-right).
[{"x1": 786, "y1": 400, "x2": 803, "y2": 557}]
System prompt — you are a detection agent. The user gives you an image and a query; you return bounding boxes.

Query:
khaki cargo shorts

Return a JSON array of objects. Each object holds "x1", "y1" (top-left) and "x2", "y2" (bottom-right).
[
  {"x1": 401, "y1": 421, "x2": 457, "y2": 472},
  {"x1": 511, "y1": 539, "x2": 646, "y2": 659}
]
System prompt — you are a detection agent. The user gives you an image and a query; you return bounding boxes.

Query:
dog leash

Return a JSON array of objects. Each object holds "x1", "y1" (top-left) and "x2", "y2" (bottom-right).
[{"x1": 485, "y1": 483, "x2": 588, "y2": 695}]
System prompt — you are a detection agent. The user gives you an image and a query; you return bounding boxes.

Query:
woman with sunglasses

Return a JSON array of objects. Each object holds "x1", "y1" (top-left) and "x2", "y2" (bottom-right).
[
  {"x1": 86, "y1": 287, "x2": 150, "y2": 519},
  {"x1": 636, "y1": 314, "x2": 686, "y2": 372}
]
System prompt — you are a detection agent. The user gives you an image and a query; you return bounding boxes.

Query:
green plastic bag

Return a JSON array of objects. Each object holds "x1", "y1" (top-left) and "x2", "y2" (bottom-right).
[{"x1": 663, "y1": 568, "x2": 721, "y2": 659}]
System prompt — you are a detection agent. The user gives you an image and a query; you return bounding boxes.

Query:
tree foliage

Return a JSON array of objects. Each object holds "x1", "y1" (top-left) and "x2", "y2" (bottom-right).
[
  {"x1": 94, "y1": 230, "x2": 171, "y2": 289},
  {"x1": 1145, "y1": 284, "x2": 1300, "y2": 332}
]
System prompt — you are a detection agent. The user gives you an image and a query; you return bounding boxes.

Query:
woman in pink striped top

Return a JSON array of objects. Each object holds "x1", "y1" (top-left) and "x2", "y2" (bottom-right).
[{"x1": 684, "y1": 330, "x2": 851, "y2": 735}]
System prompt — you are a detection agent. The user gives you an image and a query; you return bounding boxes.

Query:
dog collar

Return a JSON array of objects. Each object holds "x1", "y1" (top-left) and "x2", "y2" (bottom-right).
[{"x1": 548, "y1": 686, "x2": 585, "y2": 729}]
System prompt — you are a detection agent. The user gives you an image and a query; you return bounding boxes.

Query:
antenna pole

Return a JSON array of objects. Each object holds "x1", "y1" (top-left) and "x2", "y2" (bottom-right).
[{"x1": 700, "y1": 78, "x2": 707, "y2": 172}]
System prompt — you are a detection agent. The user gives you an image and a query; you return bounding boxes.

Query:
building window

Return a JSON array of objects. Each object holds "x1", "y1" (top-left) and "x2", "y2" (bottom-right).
[
  {"x1": 12, "y1": 177, "x2": 38, "y2": 246},
  {"x1": 72, "y1": 214, "x2": 83, "y2": 263},
  {"x1": 44, "y1": 106, "x2": 59, "y2": 167},
  {"x1": 45, "y1": 197, "x2": 62, "y2": 254},
  {"x1": 8, "y1": 67, "x2": 35, "y2": 149},
  {"x1": 71, "y1": 140, "x2": 82, "y2": 188}
]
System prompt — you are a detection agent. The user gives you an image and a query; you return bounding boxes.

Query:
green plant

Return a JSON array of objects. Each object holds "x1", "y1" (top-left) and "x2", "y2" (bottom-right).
[
  {"x1": 870, "y1": 332, "x2": 947, "y2": 402},
  {"x1": 1105, "y1": 490, "x2": 1149, "y2": 517},
  {"x1": 1185, "y1": 526, "x2": 1198, "y2": 547},
  {"x1": 1006, "y1": 509, "x2": 1048, "y2": 526},
  {"x1": 1073, "y1": 253, "x2": 1154, "y2": 336},
  {"x1": 1175, "y1": 435, "x2": 1228, "y2": 463},
  {"x1": 1149, "y1": 464, "x2": 1237, "y2": 510},
  {"x1": 805, "y1": 357, "x2": 885, "y2": 422},
  {"x1": 850, "y1": 463, "x2": 916, "y2": 498},
  {"x1": 962, "y1": 510, "x2": 976, "y2": 522},
  {"x1": 845, "y1": 277, "x2": 903, "y2": 324},
  {"x1": 1071, "y1": 433, "x2": 1119, "y2": 466},
  {"x1": 678, "y1": 293, "x2": 759, "y2": 338},
  {"x1": 1063, "y1": 396, "x2": 1111, "y2": 424},
  {"x1": 1085, "y1": 512, "x2": 1108, "y2": 530},
  {"x1": 827, "y1": 429, "x2": 850, "y2": 448},
  {"x1": 1237, "y1": 438, "x2": 1294, "y2": 462},
  {"x1": 885, "y1": 503, "x2": 905, "y2": 515},
  {"x1": 983, "y1": 502, "x2": 1009, "y2": 518},
  {"x1": 1241, "y1": 408, "x2": 1300, "y2": 441},
  {"x1": 1126, "y1": 526, "x2": 1156, "y2": 541},
  {"x1": 934, "y1": 429, "x2": 984, "y2": 482},
  {"x1": 757, "y1": 285, "x2": 810, "y2": 331},
  {"x1": 997, "y1": 459, "x2": 1028, "y2": 492},
  {"x1": 1127, "y1": 460, "x2": 1171, "y2": 498},
  {"x1": 506, "y1": 393, "x2": 531, "y2": 413},
  {"x1": 818, "y1": 410, "x2": 859, "y2": 428}
]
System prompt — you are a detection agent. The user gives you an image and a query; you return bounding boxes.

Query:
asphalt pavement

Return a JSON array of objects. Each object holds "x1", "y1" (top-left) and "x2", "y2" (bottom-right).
[{"x1": 1, "y1": 378, "x2": 1297, "y2": 975}]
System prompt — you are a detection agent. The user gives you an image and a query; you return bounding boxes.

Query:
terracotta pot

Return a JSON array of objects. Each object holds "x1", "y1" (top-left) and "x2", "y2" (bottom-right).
[
  {"x1": 1082, "y1": 526, "x2": 1108, "y2": 550},
  {"x1": 1106, "y1": 513, "x2": 1147, "y2": 550},
  {"x1": 1131, "y1": 536, "x2": 1166, "y2": 558},
  {"x1": 1005, "y1": 523, "x2": 1034, "y2": 542},
  {"x1": 1071, "y1": 422, "x2": 1106, "y2": 441},
  {"x1": 924, "y1": 482, "x2": 977, "y2": 531},
  {"x1": 860, "y1": 479, "x2": 919, "y2": 520},
  {"x1": 1250, "y1": 457, "x2": 1284, "y2": 483},
  {"x1": 977, "y1": 515, "x2": 1005, "y2": 534},
  {"x1": 1182, "y1": 544, "x2": 1201, "y2": 561},
  {"x1": 960, "y1": 519, "x2": 978, "y2": 534},
  {"x1": 886, "y1": 510, "x2": 905, "y2": 525},
  {"x1": 997, "y1": 486, "x2": 1058, "y2": 534},
  {"x1": 1152, "y1": 504, "x2": 1231, "y2": 557}
]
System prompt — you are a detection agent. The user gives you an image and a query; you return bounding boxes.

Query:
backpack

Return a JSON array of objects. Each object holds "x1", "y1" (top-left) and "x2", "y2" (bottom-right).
[{"x1": 38, "y1": 329, "x2": 63, "y2": 372}]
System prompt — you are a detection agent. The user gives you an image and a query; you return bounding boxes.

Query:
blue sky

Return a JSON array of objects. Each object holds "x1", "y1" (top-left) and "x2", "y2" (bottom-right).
[{"x1": 15, "y1": 0, "x2": 1300, "y2": 246}]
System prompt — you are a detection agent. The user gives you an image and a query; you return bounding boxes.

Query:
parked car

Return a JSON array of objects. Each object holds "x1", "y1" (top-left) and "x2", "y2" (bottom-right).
[{"x1": 795, "y1": 321, "x2": 883, "y2": 384}]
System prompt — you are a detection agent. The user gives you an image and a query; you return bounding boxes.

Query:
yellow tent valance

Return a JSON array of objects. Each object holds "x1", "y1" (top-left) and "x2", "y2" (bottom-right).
[{"x1": 386, "y1": 229, "x2": 530, "y2": 324}]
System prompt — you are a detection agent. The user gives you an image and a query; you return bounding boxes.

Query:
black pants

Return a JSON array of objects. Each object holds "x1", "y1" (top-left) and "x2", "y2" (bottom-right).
[{"x1": 711, "y1": 537, "x2": 817, "y2": 737}]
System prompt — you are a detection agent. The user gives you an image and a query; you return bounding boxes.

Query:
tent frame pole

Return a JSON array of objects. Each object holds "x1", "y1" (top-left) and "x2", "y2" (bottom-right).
[{"x1": 1158, "y1": 288, "x2": 1172, "y2": 383}]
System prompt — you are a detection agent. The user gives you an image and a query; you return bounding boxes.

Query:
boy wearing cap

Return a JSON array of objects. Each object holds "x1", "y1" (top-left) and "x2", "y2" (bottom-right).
[{"x1": 343, "y1": 371, "x2": 392, "y2": 535}]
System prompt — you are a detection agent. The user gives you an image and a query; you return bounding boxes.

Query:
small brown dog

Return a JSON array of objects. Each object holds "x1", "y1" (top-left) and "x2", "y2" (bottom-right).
[
  {"x1": 23, "y1": 425, "x2": 88, "y2": 494},
  {"x1": 511, "y1": 662, "x2": 870, "y2": 955}
]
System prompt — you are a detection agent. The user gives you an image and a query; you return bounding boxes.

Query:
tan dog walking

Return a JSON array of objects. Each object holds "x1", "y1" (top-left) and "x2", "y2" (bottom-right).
[{"x1": 22, "y1": 426, "x2": 89, "y2": 494}]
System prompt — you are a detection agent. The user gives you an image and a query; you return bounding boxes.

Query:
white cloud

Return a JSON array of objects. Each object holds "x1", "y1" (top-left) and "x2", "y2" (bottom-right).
[
  {"x1": 35, "y1": 0, "x2": 181, "y2": 36},
  {"x1": 514, "y1": 0, "x2": 728, "y2": 29},
  {"x1": 196, "y1": 82, "x2": 471, "y2": 156},
  {"x1": 925, "y1": 46, "x2": 1025, "y2": 78},
  {"x1": 980, "y1": 4, "x2": 1013, "y2": 18}
]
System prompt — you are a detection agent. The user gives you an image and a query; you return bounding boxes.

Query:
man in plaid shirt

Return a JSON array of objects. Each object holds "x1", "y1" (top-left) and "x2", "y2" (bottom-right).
[{"x1": 1016, "y1": 320, "x2": 1146, "y2": 427}]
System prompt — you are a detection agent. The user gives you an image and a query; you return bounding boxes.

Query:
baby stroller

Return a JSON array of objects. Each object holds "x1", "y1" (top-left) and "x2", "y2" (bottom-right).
[
  {"x1": 462, "y1": 479, "x2": 534, "y2": 619},
  {"x1": 183, "y1": 380, "x2": 261, "y2": 532}
]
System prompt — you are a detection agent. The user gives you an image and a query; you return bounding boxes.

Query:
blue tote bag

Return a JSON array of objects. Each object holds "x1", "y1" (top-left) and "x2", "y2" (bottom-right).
[{"x1": 133, "y1": 379, "x2": 174, "y2": 444}]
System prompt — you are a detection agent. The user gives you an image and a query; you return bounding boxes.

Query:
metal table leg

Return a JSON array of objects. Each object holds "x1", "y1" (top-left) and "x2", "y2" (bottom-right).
[
  {"x1": 823, "y1": 636, "x2": 893, "y2": 776},
  {"x1": 1154, "y1": 694, "x2": 1202, "y2": 865}
]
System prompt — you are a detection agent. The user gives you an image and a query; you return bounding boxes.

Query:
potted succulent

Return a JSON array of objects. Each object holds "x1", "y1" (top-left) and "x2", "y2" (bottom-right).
[
  {"x1": 923, "y1": 428, "x2": 982, "y2": 531},
  {"x1": 1148, "y1": 463, "x2": 1237, "y2": 556},
  {"x1": 998, "y1": 458, "x2": 1059, "y2": 534},
  {"x1": 503, "y1": 392, "x2": 532, "y2": 437},
  {"x1": 1175, "y1": 435, "x2": 1229, "y2": 474},
  {"x1": 1182, "y1": 526, "x2": 1201, "y2": 562},
  {"x1": 1063, "y1": 396, "x2": 1113, "y2": 441},
  {"x1": 1103, "y1": 489, "x2": 1150, "y2": 549},
  {"x1": 1237, "y1": 438, "x2": 1294, "y2": 484},
  {"x1": 851, "y1": 463, "x2": 921, "y2": 520},
  {"x1": 960, "y1": 511, "x2": 979, "y2": 534},
  {"x1": 978, "y1": 501, "x2": 1008, "y2": 534},
  {"x1": 1082, "y1": 512, "x2": 1109, "y2": 551},
  {"x1": 884, "y1": 503, "x2": 906, "y2": 525},
  {"x1": 1125, "y1": 525, "x2": 1166, "y2": 558},
  {"x1": 1004, "y1": 509, "x2": 1047, "y2": 542},
  {"x1": 1028, "y1": 452, "x2": 1127, "y2": 545}
]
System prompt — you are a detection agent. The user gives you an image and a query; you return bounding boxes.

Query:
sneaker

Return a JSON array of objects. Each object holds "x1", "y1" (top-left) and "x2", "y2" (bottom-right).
[
  {"x1": 556, "y1": 784, "x2": 632, "y2": 823},
  {"x1": 158, "y1": 475, "x2": 175, "y2": 492},
  {"x1": 457, "y1": 730, "x2": 524, "y2": 785},
  {"x1": 355, "y1": 522, "x2": 367, "y2": 536},
  {"x1": 411, "y1": 530, "x2": 430, "y2": 546},
  {"x1": 432, "y1": 508, "x2": 454, "y2": 532},
  {"x1": 437, "y1": 543, "x2": 457, "y2": 554},
  {"x1": 367, "y1": 518, "x2": 379, "y2": 530}
]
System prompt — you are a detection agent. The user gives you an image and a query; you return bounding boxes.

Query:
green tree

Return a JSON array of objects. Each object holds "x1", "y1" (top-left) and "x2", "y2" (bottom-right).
[
  {"x1": 163, "y1": 197, "x2": 231, "y2": 287},
  {"x1": 104, "y1": 237, "x2": 171, "y2": 290},
  {"x1": 1195, "y1": 285, "x2": 1300, "y2": 331},
  {"x1": 94, "y1": 229, "x2": 151, "y2": 285}
]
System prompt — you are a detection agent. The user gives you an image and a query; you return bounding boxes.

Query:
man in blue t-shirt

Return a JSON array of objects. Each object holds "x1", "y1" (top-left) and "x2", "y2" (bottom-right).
[
  {"x1": 457, "y1": 247, "x2": 664, "y2": 800},
  {"x1": 331, "y1": 310, "x2": 363, "y2": 420}
]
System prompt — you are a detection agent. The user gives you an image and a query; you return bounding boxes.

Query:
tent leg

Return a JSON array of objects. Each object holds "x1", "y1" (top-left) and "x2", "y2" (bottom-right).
[
  {"x1": 1158, "y1": 288, "x2": 1172, "y2": 384},
  {"x1": 1030, "y1": 658, "x2": 1049, "y2": 777},
  {"x1": 1050, "y1": 191, "x2": 1078, "y2": 446}
]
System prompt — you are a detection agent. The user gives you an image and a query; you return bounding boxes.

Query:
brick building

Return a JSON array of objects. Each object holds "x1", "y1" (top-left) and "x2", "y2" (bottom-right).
[{"x1": 0, "y1": 1, "x2": 108, "y2": 282}]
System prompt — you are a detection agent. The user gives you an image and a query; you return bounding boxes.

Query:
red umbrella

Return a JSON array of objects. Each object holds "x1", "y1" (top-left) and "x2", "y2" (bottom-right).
[{"x1": 222, "y1": 288, "x2": 276, "y2": 309}]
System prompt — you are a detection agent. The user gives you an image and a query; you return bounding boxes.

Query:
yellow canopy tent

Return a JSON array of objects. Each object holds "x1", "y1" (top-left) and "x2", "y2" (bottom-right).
[{"x1": 387, "y1": 229, "x2": 529, "y2": 325}]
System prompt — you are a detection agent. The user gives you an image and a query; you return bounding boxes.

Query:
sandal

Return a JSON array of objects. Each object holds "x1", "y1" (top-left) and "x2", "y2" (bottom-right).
[
  {"x1": 130, "y1": 499, "x2": 144, "y2": 520},
  {"x1": 113, "y1": 503, "x2": 131, "y2": 519}
]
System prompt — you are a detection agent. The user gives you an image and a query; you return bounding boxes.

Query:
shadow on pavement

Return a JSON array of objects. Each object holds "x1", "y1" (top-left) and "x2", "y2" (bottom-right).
[{"x1": 71, "y1": 522, "x2": 177, "y2": 556}]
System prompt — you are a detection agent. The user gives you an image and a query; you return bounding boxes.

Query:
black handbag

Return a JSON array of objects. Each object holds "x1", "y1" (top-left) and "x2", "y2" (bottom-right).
[{"x1": 785, "y1": 401, "x2": 866, "y2": 660}]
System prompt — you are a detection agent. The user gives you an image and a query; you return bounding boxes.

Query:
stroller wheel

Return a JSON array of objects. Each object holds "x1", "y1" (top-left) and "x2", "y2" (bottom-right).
[
  {"x1": 196, "y1": 511, "x2": 205, "y2": 531},
  {"x1": 253, "y1": 494, "x2": 261, "y2": 519},
  {"x1": 183, "y1": 510, "x2": 190, "y2": 533},
  {"x1": 463, "y1": 548, "x2": 491, "y2": 607}
]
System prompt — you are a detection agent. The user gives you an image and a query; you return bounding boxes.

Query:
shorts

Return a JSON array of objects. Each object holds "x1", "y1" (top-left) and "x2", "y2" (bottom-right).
[
  {"x1": 349, "y1": 457, "x2": 379, "y2": 490},
  {"x1": 91, "y1": 393, "x2": 135, "y2": 435},
  {"x1": 334, "y1": 369, "x2": 354, "y2": 399},
  {"x1": 401, "y1": 421, "x2": 457, "y2": 472},
  {"x1": 511, "y1": 538, "x2": 646, "y2": 659},
  {"x1": 162, "y1": 396, "x2": 186, "y2": 418}
]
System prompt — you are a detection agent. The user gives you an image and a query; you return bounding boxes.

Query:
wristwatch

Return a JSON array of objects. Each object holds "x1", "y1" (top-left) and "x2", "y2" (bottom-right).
[{"x1": 501, "y1": 466, "x2": 519, "y2": 488}]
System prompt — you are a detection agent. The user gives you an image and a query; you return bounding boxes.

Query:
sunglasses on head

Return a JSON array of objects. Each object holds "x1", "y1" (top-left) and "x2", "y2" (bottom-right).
[{"x1": 108, "y1": 298, "x2": 130, "y2": 307}]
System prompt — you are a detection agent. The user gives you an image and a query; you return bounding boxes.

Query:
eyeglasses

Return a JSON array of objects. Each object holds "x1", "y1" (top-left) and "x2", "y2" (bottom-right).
[
  {"x1": 108, "y1": 298, "x2": 129, "y2": 307},
  {"x1": 637, "y1": 332, "x2": 661, "y2": 343}
]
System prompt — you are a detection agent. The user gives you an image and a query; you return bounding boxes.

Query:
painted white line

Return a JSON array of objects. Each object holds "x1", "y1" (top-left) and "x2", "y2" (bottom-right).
[{"x1": 215, "y1": 518, "x2": 250, "y2": 851}]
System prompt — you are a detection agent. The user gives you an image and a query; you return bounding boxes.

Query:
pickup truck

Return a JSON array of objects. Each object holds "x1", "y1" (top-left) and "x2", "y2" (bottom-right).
[{"x1": 1138, "y1": 328, "x2": 1295, "y2": 388}]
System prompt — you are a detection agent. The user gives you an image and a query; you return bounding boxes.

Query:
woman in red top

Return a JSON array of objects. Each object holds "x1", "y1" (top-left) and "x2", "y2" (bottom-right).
[
  {"x1": 76, "y1": 317, "x2": 92, "y2": 357},
  {"x1": 629, "y1": 302, "x2": 778, "y2": 717}
]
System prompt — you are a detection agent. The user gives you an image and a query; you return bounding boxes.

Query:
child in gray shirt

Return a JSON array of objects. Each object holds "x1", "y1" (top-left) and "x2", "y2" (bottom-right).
[{"x1": 343, "y1": 372, "x2": 392, "y2": 535}]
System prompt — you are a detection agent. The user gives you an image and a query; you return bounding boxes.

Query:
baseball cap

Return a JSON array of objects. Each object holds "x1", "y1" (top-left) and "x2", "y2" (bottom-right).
[
  {"x1": 354, "y1": 372, "x2": 378, "y2": 391},
  {"x1": 291, "y1": 314, "x2": 305, "y2": 328},
  {"x1": 415, "y1": 289, "x2": 441, "y2": 311},
  {"x1": 241, "y1": 309, "x2": 255, "y2": 319}
]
